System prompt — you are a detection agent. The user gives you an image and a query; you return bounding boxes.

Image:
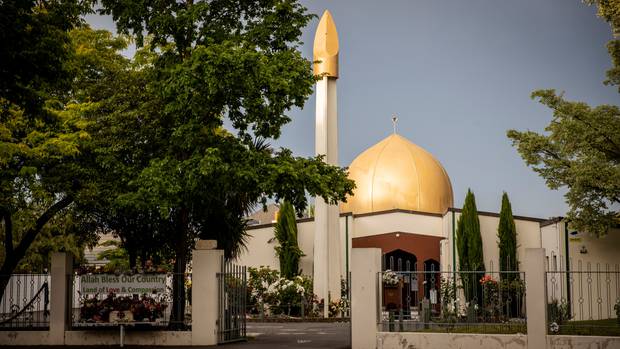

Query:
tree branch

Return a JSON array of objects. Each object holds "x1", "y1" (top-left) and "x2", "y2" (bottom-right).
[{"x1": 0, "y1": 195, "x2": 74, "y2": 274}]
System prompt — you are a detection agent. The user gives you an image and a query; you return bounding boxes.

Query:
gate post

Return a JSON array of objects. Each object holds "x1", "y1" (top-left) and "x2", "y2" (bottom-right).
[
  {"x1": 50, "y1": 252, "x2": 72, "y2": 345},
  {"x1": 192, "y1": 240, "x2": 223, "y2": 346},
  {"x1": 351, "y1": 248, "x2": 382, "y2": 349},
  {"x1": 524, "y1": 248, "x2": 548, "y2": 349}
]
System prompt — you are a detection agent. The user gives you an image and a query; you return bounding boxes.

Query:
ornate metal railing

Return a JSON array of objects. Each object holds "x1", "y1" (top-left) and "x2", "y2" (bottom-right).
[
  {"x1": 0, "y1": 274, "x2": 50, "y2": 329},
  {"x1": 217, "y1": 258, "x2": 246, "y2": 343},
  {"x1": 546, "y1": 259, "x2": 620, "y2": 336},
  {"x1": 377, "y1": 270, "x2": 526, "y2": 334}
]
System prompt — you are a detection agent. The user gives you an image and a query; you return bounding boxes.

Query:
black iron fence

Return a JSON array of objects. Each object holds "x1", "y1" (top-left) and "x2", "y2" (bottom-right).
[
  {"x1": 377, "y1": 270, "x2": 526, "y2": 334},
  {"x1": 546, "y1": 259, "x2": 620, "y2": 336},
  {"x1": 71, "y1": 272, "x2": 191, "y2": 330},
  {"x1": 0, "y1": 274, "x2": 50, "y2": 330},
  {"x1": 217, "y1": 258, "x2": 246, "y2": 343}
]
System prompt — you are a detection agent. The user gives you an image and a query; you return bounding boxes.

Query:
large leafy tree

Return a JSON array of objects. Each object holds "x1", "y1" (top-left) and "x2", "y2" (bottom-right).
[
  {"x1": 274, "y1": 201, "x2": 303, "y2": 278},
  {"x1": 456, "y1": 189, "x2": 485, "y2": 304},
  {"x1": 97, "y1": 0, "x2": 355, "y2": 326},
  {"x1": 507, "y1": 1, "x2": 620, "y2": 236},
  {"x1": 0, "y1": 0, "x2": 92, "y2": 299}
]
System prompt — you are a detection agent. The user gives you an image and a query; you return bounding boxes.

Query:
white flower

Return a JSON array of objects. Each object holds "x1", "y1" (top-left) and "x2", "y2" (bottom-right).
[
  {"x1": 295, "y1": 285, "x2": 305, "y2": 294},
  {"x1": 549, "y1": 322, "x2": 559, "y2": 333}
]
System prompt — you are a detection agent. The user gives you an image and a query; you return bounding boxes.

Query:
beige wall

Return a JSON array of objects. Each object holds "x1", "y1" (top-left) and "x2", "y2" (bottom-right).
[
  {"x1": 352, "y1": 211, "x2": 443, "y2": 239},
  {"x1": 238, "y1": 210, "x2": 547, "y2": 277},
  {"x1": 236, "y1": 220, "x2": 317, "y2": 277},
  {"x1": 567, "y1": 227, "x2": 620, "y2": 269},
  {"x1": 449, "y1": 212, "x2": 543, "y2": 272}
]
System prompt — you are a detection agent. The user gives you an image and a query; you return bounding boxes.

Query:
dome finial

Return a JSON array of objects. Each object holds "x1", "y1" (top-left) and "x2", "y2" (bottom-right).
[{"x1": 391, "y1": 114, "x2": 398, "y2": 134}]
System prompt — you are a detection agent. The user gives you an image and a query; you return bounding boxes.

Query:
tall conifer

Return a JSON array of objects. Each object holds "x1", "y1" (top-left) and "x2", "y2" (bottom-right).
[
  {"x1": 498, "y1": 192, "x2": 518, "y2": 277},
  {"x1": 274, "y1": 201, "x2": 303, "y2": 278},
  {"x1": 498, "y1": 192, "x2": 520, "y2": 316},
  {"x1": 456, "y1": 189, "x2": 485, "y2": 304}
]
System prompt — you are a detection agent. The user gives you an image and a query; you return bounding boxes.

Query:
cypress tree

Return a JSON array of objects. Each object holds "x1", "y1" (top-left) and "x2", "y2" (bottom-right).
[
  {"x1": 498, "y1": 192, "x2": 518, "y2": 277},
  {"x1": 274, "y1": 201, "x2": 303, "y2": 278},
  {"x1": 497, "y1": 192, "x2": 519, "y2": 316},
  {"x1": 456, "y1": 189, "x2": 485, "y2": 305}
]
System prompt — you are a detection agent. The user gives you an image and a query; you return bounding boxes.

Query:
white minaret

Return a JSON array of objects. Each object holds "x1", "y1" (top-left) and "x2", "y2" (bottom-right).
[{"x1": 313, "y1": 10, "x2": 342, "y2": 317}]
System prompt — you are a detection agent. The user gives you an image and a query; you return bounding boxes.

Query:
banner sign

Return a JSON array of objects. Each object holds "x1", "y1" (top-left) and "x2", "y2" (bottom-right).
[{"x1": 79, "y1": 274, "x2": 167, "y2": 294}]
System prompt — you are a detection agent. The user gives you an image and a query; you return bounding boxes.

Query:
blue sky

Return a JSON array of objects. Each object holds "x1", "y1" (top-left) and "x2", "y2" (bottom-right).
[{"x1": 86, "y1": 0, "x2": 619, "y2": 219}]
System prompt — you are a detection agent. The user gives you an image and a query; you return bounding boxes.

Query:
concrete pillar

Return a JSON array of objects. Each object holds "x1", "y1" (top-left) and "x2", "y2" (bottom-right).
[
  {"x1": 524, "y1": 248, "x2": 547, "y2": 349},
  {"x1": 49, "y1": 252, "x2": 72, "y2": 345},
  {"x1": 351, "y1": 248, "x2": 381, "y2": 349},
  {"x1": 191, "y1": 241, "x2": 223, "y2": 346}
]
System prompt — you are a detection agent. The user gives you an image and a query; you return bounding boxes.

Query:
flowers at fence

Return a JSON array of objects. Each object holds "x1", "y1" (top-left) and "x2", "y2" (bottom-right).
[
  {"x1": 382, "y1": 270, "x2": 400, "y2": 286},
  {"x1": 328, "y1": 297, "x2": 349, "y2": 317},
  {"x1": 247, "y1": 266, "x2": 316, "y2": 317},
  {"x1": 479, "y1": 274, "x2": 500, "y2": 320},
  {"x1": 79, "y1": 293, "x2": 167, "y2": 323}
]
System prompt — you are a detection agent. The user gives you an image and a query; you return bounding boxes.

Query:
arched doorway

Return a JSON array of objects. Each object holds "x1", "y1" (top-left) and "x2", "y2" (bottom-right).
[{"x1": 382, "y1": 250, "x2": 418, "y2": 313}]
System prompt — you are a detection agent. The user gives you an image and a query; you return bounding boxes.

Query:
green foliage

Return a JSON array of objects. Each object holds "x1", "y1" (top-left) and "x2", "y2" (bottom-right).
[
  {"x1": 0, "y1": 0, "x2": 93, "y2": 299},
  {"x1": 497, "y1": 192, "x2": 518, "y2": 276},
  {"x1": 274, "y1": 201, "x2": 303, "y2": 278},
  {"x1": 96, "y1": 240, "x2": 130, "y2": 272},
  {"x1": 0, "y1": 0, "x2": 90, "y2": 114},
  {"x1": 508, "y1": 1, "x2": 620, "y2": 236},
  {"x1": 456, "y1": 189, "x2": 485, "y2": 304}
]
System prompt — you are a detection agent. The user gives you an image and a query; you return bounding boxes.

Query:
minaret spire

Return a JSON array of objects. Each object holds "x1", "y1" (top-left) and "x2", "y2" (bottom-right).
[
  {"x1": 392, "y1": 115, "x2": 399, "y2": 134},
  {"x1": 313, "y1": 10, "x2": 339, "y2": 78},
  {"x1": 313, "y1": 9, "x2": 341, "y2": 318}
]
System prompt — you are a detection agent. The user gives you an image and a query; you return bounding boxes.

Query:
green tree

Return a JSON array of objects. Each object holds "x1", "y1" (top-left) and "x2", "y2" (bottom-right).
[
  {"x1": 497, "y1": 193, "x2": 518, "y2": 275},
  {"x1": 497, "y1": 192, "x2": 520, "y2": 317},
  {"x1": 456, "y1": 189, "x2": 485, "y2": 305},
  {"x1": 97, "y1": 0, "x2": 355, "y2": 326},
  {"x1": 508, "y1": 1, "x2": 620, "y2": 237},
  {"x1": 274, "y1": 201, "x2": 303, "y2": 278},
  {"x1": 0, "y1": 0, "x2": 91, "y2": 300}
]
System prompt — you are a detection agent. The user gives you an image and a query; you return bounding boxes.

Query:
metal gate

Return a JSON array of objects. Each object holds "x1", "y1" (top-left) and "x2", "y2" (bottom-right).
[{"x1": 217, "y1": 257, "x2": 247, "y2": 344}]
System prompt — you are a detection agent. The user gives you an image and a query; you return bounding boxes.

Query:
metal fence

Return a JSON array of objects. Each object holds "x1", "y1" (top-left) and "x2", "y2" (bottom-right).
[
  {"x1": 0, "y1": 274, "x2": 50, "y2": 330},
  {"x1": 546, "y1": 258, "x2": 620, "y2": 336},
  {"x1": 377, "y1": 270, "x2": 526, "y2": 334},
  {"x1": 217, "y1": 258, "x2": 247, "y2": 343},
  {"x1": 71, "y1": 272, "x2": 191, "y2": 330}
]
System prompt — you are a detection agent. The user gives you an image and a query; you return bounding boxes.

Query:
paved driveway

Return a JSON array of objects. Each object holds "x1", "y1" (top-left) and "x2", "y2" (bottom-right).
[{"x1": 222, "y1": 322, "x2": 351, "y2": 349}]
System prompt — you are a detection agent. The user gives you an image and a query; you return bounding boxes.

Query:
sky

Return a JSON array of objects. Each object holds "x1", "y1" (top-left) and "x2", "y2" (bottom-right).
[{"x1": 85, "y1": 0, "x2": 620, "y2": 220}]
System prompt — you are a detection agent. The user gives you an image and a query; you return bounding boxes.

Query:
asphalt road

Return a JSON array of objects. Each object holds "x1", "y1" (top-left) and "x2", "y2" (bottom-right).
[
  {"x1": 222, "y1": 322, "x2": 351, "y2": 349},
  {"x1": 0, "y1": 322, "x2": 351, "y2": 349}
]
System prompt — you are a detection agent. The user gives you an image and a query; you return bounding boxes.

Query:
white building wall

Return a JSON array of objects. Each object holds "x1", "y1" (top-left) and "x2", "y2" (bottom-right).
[{"x1": 352, "y1": 211, "x2": 443, "y2": 239}]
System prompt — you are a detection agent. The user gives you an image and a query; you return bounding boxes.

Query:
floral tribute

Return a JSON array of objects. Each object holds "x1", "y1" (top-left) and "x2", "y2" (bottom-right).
[
  {"x1": 79, "y1": 292, "x2": 168, "y2": 323},
  {"x1": 382, "y1": 270, "x2": 400, "y2": 286}
]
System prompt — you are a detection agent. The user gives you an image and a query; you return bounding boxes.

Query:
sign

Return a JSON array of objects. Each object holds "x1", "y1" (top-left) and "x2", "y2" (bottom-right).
[
  {"x1": 430, "y1": 289, "x2": 438, "y2": 304},
  {"x1": 569, "y1": 237, "x2": 582, "y2": 243},
  {"x1": 79, "y1": 274, "x2": 167, "y2": 294}
]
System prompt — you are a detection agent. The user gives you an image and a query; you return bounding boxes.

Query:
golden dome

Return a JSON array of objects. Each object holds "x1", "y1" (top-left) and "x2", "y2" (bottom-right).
[{"x1": 341, "y1": 134, "x2": 453, "y2": 215}]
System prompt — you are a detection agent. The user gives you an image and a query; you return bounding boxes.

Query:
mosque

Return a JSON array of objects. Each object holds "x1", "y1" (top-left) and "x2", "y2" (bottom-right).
[{"x1": 236, "y1": 10, "x2": 620, "y2": 308}]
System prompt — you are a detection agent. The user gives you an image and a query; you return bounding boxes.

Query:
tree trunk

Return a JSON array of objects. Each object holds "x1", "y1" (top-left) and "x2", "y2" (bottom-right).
[{"x1": 169, "y1": 208, "x2": 188, "y2": 329}]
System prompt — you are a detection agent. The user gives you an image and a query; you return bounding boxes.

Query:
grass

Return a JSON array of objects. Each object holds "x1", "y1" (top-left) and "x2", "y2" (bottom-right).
[{"x1": 554, "y1": 318, "x2": 620, "y2": 336}]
